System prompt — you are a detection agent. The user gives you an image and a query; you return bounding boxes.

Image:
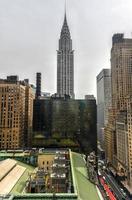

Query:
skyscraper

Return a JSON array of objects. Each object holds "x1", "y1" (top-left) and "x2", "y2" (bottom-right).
[
  {"x1": 105, "y1": 34, "x2": 132, "y2": 186},
  {"x1": 97, "y1": 69, "x2": 111, "y2": 149},
  {"x1": 57, "y1": 13, "x2": 74, "y2": 98}
]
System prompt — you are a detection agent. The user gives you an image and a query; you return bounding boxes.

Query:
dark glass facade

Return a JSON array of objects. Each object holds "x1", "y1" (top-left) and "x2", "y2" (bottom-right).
[{"x1": 33, "y1": 97, "x2": 97, "y2": 154}]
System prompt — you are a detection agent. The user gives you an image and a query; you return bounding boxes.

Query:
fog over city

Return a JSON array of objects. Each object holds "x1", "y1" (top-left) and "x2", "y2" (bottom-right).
[{"x1": 0, "y1": 0, "x2": 132, "y2": 98}]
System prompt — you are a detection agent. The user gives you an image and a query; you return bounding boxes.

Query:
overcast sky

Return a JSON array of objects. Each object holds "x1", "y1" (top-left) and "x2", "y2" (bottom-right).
[{"x1": 0, "y1": 0, "x2": 132, "y2": 98}]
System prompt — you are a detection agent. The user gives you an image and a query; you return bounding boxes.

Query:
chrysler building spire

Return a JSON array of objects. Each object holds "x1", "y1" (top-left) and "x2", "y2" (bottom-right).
[
  {"x1": 60, "y1": 13, "x2": 70, "y2": 38},
  {"x1": 57, "y1": 10, "x2": 74, "y2": 98}
]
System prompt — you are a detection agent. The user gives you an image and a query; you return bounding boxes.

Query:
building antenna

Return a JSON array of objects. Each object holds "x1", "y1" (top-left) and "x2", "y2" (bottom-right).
[{"x1": 65, "y1": 0, "x2": 67, "y2": 16}]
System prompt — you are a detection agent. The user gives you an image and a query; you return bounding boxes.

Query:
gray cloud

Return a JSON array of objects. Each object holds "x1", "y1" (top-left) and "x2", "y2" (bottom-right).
[{"x1": 0, "y1": 0, "x2": 132, "y2": 98}]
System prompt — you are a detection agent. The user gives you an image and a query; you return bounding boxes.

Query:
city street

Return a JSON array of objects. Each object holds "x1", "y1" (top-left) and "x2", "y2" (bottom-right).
[{"x1": 102, "y1": 170, "x2": 130, "y2": 200}]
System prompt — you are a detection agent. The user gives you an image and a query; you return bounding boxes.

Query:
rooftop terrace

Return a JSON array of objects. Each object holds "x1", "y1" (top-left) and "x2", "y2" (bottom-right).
[{"x1": 0, "y1": 150, "x2": 101, "y2": 200}]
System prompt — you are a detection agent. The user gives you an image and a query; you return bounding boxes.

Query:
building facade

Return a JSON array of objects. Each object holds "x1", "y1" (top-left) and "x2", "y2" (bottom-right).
[
  {"x1": 97, "y1": 69, "x2": 111, "y2": 148},
  {"x1": 24, "y1": 84, "x2": 35, "y2": 147},
  {"x1": 116, "y1": 111, "x2": 128, "y2": 177},
  {"x1": 0, "y1": 76, "x2": 35, "y2": 149},
  {"x1": 105, "y1": 34, "x2": 132, "y2": 186},
  {"x1": 57, "y1": 13, "x2": 74, "y2": 99},
  {"x1": 33, "y1": 97, "x2": 97, "y2": 154}
]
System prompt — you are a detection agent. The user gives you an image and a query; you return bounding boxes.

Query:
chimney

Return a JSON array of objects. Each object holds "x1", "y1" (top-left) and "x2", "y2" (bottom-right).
[{"x1": 36, "y1": 72, "x2": 41, "y2": 98}]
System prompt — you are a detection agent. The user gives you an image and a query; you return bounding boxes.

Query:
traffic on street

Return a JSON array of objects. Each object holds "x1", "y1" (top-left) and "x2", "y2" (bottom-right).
[{"x1": 98, "y1": 167, "x2": 130, "y2": 200}]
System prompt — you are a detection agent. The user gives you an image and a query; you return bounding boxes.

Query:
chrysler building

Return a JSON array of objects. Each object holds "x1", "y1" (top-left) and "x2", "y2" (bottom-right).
[{"x1": 57, "y1": 12, "x2": 74, "y2": 98}]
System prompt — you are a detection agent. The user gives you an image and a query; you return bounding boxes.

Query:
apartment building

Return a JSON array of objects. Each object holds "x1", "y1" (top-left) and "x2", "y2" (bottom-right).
[{"x1": 0, "y1": 76, "x2": 35, "y2": 149}]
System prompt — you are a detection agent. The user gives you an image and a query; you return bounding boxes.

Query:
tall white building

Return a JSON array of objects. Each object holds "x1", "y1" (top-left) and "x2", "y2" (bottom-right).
[
  {"x1": 57, "y1": 13, "x2": 74, "y2": 99},
  {"x1": 97, "y1": 69, "x2": 111, "y2": 148}
]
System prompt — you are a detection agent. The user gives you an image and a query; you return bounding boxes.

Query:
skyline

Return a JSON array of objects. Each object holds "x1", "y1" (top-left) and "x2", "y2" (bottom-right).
[{"x1": 0, "y1": 0, "x2": 132, "y2": 98}]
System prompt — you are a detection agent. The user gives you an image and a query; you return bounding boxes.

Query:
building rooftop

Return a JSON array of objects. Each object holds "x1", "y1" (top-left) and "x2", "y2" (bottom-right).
[
  {"x1": 70, "y1": 151, "x2": 100, "y2": 200},
  {"x1": 0, "y1": 151, "x2": 29, "y2": 157},
  {"x1": 10, "y1": 161, "x2": 35, "y2": 194},
  {"x1": 0, "y1": 150, "x2": 100, "y2": 200},
  {"x1": 0, "y1": 159, "x2": 35, "y2": 195},
  {"x1": 0, "y1": 159, "x2": 17, "y2": 181}
]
